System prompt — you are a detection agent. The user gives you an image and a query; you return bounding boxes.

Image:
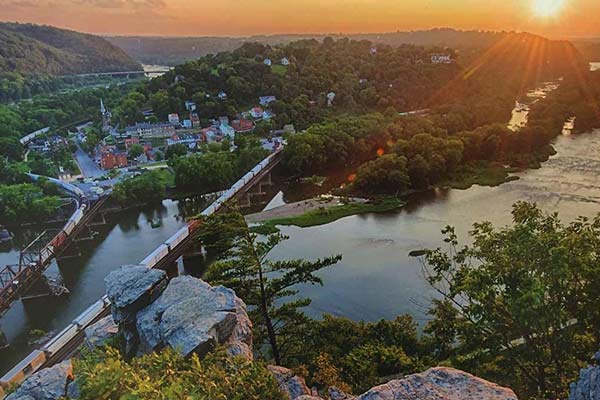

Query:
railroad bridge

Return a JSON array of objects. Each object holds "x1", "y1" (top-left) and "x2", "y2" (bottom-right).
[{"x1": 0, "y1": 149, "x2": 282, "y2": 387}]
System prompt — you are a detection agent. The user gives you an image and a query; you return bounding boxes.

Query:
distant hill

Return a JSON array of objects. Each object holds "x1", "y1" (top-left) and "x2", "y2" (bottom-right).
[
  {"x1": 0, "y1": 23, "x2": 141, "y2": 75},
  {"x1": 107, "y1": 29, "x2": 519, "y2": 66}
]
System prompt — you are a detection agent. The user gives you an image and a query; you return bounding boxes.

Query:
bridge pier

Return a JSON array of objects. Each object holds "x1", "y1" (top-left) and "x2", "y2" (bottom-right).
[
  {"x1": 0, "y1": 326, "x2": 7, "y2": 349},
  {"x1": 164, "y1": 261, "x2": 179, "y2": 280},
  {"x1": 21, "y1": 275, "x2": 68, "y2": 303}
]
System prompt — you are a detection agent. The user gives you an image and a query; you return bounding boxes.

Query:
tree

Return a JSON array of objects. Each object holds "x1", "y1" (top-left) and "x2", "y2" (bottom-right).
[
  {"x1": 0, "y1": 137, "x2": 23, "y2": 161},
  {"x1": 352, "y1": 154, "x2": 410, "y2": 195},
  {"x1": 421, "y1": 202, "x2": 600, "y2": 398},
  {"x1": 113, "y1": 170, "x2": 170, "y2": 205},
  {"x1": 128, "y1": 144, "x2": 145, "y2": 159},
  {"x1": 202, "y1": 207, "x2": 341, "y2": 365},
  {"x1": 0, "y1": 183, "x2": 61, "y2": 225},
  {"x1": 165, "y1": 144, "x2": 188, "y2": 160}
]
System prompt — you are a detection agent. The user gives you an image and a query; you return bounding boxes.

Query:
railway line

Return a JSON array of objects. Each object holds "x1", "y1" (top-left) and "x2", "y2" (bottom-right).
[{"x1": 0, "y1": 149, "x2": 283, "y2": 397}]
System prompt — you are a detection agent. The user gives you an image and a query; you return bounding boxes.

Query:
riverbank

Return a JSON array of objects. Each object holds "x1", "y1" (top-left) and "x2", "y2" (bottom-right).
[{"x1": 247, "y1": 196, "x2": 404, "y2": 230}]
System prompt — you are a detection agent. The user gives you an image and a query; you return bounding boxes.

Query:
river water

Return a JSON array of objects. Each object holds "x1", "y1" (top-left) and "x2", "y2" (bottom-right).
[{"x1": 3, "y1": 131, "x2": 600, "y2": 375}]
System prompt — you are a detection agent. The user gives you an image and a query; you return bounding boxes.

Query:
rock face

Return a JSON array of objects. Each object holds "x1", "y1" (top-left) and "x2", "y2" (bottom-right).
[
  {"x1": 135, "y1": 276, "x2": 251, "y2": 358},
  {"x1": 268, "y1": 365, "x2": 312, "y2": 400},
  {"x1": 104, "y1": 265, "x2": 167, "y2": 325},
  {"x1": 355, "y1": 367, "x2": 518, "y2": 400},
  {"x1": 5, "y1": 360, "x2": 73, "y2": 400},
  {"x1": 568, "y1": 351, "x2": 600, "y2": 400},
  {"x1": 104, "y1": 268, "x2": 252, "y2": 359},
  {"x1": 84, "y1": 315, "x2": 118, "y2": 349}
]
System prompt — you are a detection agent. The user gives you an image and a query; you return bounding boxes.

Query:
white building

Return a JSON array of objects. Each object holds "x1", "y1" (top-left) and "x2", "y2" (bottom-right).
[
  {"x1": 168, "y1": 113, "x2": 180, "y2": 125},
  {"x1": 264, "y1": 58, "x2": 272, "y2": 66},
  {"x1": 281, "y1": 57, "x2": 290, "y2": 66}
]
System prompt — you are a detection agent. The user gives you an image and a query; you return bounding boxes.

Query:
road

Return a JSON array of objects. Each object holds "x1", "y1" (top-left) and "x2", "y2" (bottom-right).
[{"x1": 74, "y1": 145, "x2": 104, "y2": 179}]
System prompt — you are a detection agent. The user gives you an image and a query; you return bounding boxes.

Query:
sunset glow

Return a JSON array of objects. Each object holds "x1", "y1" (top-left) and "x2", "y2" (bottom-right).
[
  {"x1": 532, "y1": 0, "x2": 567, "y2": 18},
  {"x1": 0, "y1": 0, "x2": 598, "y2": 37}
]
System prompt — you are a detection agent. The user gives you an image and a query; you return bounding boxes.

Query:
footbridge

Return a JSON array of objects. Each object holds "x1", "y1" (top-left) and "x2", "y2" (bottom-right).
[{"x1": 0, "y1": 148, "x2": 284, "y2": 396}]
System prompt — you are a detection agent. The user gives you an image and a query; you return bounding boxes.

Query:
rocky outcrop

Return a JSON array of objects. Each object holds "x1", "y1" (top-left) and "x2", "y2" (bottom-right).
[
  {"x1": 355, "y1": 367, "x2": 518, "y2": 400},
  {"x1": 328, "y1": 386, "x2": 353, "y2": 400},
  {"x1": 84, "y1": 315, "x2": 118, "y2": 349},
  {"x1": 568, "y1": 351, "x2": 600, "y2": 400},
  {"x1": 268, "y1": 365, "x2": 312, "y2": 400},
  {"x1": 104, "y1": 265, "x2": 167, "y2": 325},
  {"x1": 5, "y1": 360, "x2": 73, "y2": 400},
  {"x1": 103, "y1": 267, "x2": 252, "y2": 359},
  {"x1": 135, "y1": 276, "x2": 251, "y2": 358}
]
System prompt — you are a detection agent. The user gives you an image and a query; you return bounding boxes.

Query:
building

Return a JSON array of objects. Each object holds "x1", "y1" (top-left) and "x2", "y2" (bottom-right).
[
  {"x1": 259, "y1": 96, "x2": 277, "y2": 106},
  {"x1": 280, "y1": 57, "x2": 290, "y2": 66},
  {"x1": 218, "y1": 91, "x2": 228, "y2": 100},
  {"x1": 231, "y1": 118, "x2": 255, "y2": 133},
  {"x1": 264, "y1": 58, "x2": 272, "y2": 66},
  {"x1": 182, "y1": 119, "x2": 192, "y2": 129},
  {"x1": 168, "y1": 113, "x2": 180, "y2": 125},
  {"x1": 190, "y1": 112, "x2": 201, "y2": 127},
  {"x1": 219, "y1": 121, "x2": 235, "y2": 139},
  {"x1": 201, "y1": 127, "x2": 220, "y2": 143},
  {"x1": 124, "y1": 137, "x2": 140, "y2": 150},
  {"x1": 431, "y1": 54, "x2": 452, "y2": 64},
  {"x1": 126, "y1": 123, "x2": 176, "y2": 139},
  {"x1": 185, "y1": 101, "x2": 197, "y2": 111},
  {"x1": 100, "y1": 99, "x2": 112, "y2": 131},
  {"x1": 167, "y1": 133, "x2": 201, "y2": 148},
  {"x1": 250, "y1": 107, "x2": 264, "y2": 119},
  {"x1": 101, "y1": 151, "x2": 128, "y2": 170}
]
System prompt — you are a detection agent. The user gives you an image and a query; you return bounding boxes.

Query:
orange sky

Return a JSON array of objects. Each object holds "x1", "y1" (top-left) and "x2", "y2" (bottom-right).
[{"x1": 0, "y1": 0, "x2": 599, "y2": 38}]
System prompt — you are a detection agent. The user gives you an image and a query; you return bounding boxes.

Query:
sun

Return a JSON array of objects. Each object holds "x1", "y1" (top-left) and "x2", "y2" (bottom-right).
[{"x1": 532, "y1": 0, "x2": 566, "y2": 18}]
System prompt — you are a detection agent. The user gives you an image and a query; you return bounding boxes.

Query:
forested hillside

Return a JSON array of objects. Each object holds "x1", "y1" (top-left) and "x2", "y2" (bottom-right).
[
  {"x1": 0, "y1": 23, "x2": 141, "y2": 75},
  {"x1": 108, "y1": 29, "x2": 536, "y2": 66}
]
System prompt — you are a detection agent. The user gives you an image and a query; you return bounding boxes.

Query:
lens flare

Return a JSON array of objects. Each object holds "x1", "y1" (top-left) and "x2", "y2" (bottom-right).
[{"x1": 532, "y1": 0, "x2": 566, "y2": 17}]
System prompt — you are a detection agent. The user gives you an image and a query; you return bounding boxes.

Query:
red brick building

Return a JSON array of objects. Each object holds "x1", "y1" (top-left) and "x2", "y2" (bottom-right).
[{"x1": 101, "y1": 152, "x2": 128, "y2": 170}]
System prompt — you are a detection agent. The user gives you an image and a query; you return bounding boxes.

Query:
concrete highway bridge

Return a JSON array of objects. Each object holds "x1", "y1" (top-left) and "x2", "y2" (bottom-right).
[{"x1": 0, "y1": 149, "x2": 283, "y2": 397}]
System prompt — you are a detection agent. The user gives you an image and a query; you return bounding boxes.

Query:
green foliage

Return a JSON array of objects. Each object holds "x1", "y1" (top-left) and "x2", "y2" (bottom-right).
[
  {"x1": 113, "y1": 170, "x2": 172, "y2": 205},
  {"x1": 259, "y1": 197, "x2": 404, "y2": 229},
  {"x1": 165, "y1": 143, "x2": 188, "y2": 160},
  {"x1": 202, "y1": 207, "x2": 341, "y2": 365},
  {"x1": 0, "y1": 183, "x2": 61, "y2": 225},
  {"x1": 283, "y1": 314, "x2": 426, "y2": 394},
  {"x1": 421, "y1": 202, "x2": 600, "y2": 398},
  {"x1": 172, "y1": 142, "x2": 267, "y2": 194},
  {"x1": 75, "y1": 346, "x2": 285, "y2": 400},
  {"x1": 353, "y1": 154, "x2": 410, "y2": 195},
  {"x1": 128, "y1": 144, "x2": 145, "y2": 158}
]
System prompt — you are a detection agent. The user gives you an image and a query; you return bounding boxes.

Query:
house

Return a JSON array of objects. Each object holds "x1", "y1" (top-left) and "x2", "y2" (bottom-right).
[
  {"x1": 124, "y1": 137, "x2": 140, "y2": 150},
  {"x1": 201, "y1": 127, "x2": 221, "y2": 143},
  {"x1": 220, "y1": 121, "x2": 235, "y2": 139},
  {"x1": 264, "y1": 58, "x2": 272, "y2": 66},
  {"x1": 218, "y1": 91, "x2": 228, "y2": 100},
  {"x1": 126, "y1": 123, "x2": 176, "y2": 139},
  {"x1": 167, "y1": 133, "x2": 200, "y2": 148},
  {"x1": 101, "y1": 150, "x2": 128, "y2": 170},
  {"x1": 250, "y1": 107, "x2": 264, "y2": 119},
  {"x1": 182, "y1": 119, "x2": 192, "y2": 129},
  {"x1": 327, "y1": 92, "x2": 336, "y2": 107},
  {"x1": 231, "y1": 118, "x2": 255, "y2": 133},
  {"x1": 280, "y1": 57, "x2": 290, "y2": 66},
  {"x1": 431, "y1": 54, "x2": 452, "y2": 64},
  {"x1": 190, "y1": 113, "x2": 200, "y2": 127},
  {"x1": 185, "y1": 101, "x2": 197, "y2": 111},
  {"x1": 168, "y1": 113, "x2": 180, "y2": 125},
  {"x1": 283, "y1": 124, "x2": 296, "y2": 134},
  {"x1": 262, "y1": 110, "x2": 274, "y2": 120},
  {"x1": 259, "y1": 96, "x2": 277, "y2": 106}
]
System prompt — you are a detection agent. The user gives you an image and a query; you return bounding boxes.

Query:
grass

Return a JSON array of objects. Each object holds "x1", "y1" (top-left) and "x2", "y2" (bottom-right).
[
  {"x1": 255, "y1": 197, "x2": 404, "y2": 230},
  {"x1": 271, "y1": 64, "x2": 288, "y2": 76},
  {"x1": 441, "y1": 162, "x2": 520, "y2": 190}
]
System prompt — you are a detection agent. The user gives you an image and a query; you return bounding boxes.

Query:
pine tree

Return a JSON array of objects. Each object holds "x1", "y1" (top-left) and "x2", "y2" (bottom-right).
[{"x1": 201, "y1": 206, "x2": 341, "y2": 365}]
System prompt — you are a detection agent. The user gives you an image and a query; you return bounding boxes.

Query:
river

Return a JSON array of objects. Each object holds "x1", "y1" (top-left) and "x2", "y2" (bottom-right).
[{"x1": 3, "y1": 128, "x2": 600, "y2": 376}]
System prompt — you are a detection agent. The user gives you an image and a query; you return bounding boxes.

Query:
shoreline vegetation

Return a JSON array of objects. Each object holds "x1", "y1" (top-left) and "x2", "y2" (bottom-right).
[{"x1": 247, "y1": 196, "x2": 404, "y2": 231}]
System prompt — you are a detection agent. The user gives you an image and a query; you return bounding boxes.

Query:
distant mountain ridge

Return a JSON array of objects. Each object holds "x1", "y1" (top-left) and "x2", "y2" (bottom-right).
[
  {"x1": 0, "y1": 23, "x2": 141, "y2": 75},
  {"x1": 107, "y1": 28, "x2": 540, "y2": 65}
]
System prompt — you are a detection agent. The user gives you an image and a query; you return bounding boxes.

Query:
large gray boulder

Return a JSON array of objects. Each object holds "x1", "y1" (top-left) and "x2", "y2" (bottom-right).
[
  {"x1": 135, "y1": 275, "x2": 252, "y2": 358},
  {"x1": 5, "y1": 360, "x2": 73, "y2": 400},
  {"x1": 84, "y1": 315, "x2": 118, "y2": 349},
  {"x1": 268, "y1": 365, "x2": 312, "y2": 400},
  {"x1": 568, "y1": 351, "x2": 600, "y2": 400},
  {"x1": 104, "y1": 265, "x2": 167, "y2": 325},
  {"x1": 356, "y1": 367, "x2": 517, "y2": 400}
]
